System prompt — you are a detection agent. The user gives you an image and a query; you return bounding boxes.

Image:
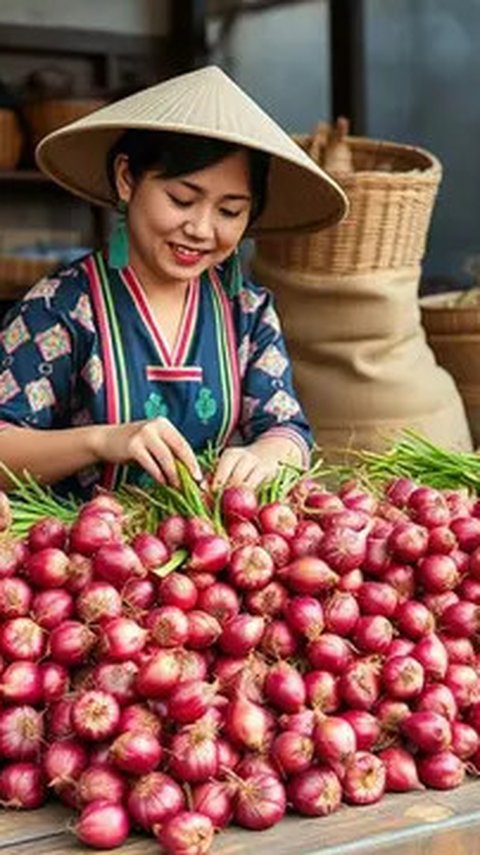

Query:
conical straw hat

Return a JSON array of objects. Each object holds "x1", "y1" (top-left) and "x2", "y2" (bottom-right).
[{"x1": 36, "y1": 65, "x2": 348, "y2": 235}]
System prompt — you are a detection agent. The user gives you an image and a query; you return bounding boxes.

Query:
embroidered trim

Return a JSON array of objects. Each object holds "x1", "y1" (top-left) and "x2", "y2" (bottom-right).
[
  {"x1": 121, "y1": 267, "x2": 199, "y2": 367},
  {"x1": 209, "y1": 269, "x2": 240, "y2": 447},
  {"x1": 146, "y1": 365, "x2": 203, "y2": 382}
]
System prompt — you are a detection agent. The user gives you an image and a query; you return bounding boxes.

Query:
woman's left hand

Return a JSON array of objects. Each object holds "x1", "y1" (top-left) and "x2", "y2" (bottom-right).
[{"x1": 211, "y1": 444, "x2": 279, "y2": 491}]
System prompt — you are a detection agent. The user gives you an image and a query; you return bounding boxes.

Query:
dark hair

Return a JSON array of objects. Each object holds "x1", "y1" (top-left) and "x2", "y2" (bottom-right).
[{"x1": 106, "y1": 129, "x2": 270, "y2": 225}]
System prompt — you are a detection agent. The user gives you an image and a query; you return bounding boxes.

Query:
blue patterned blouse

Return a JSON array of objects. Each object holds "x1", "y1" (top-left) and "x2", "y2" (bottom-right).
[{"x1": 0, "y1": 251, "x2": 312, "y2": 498}]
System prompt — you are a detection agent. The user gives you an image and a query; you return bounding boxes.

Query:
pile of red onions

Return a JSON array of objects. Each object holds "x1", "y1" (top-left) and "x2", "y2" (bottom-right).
[{"x1": 2, "y1": 476, "x2": 480, "y2": 853}]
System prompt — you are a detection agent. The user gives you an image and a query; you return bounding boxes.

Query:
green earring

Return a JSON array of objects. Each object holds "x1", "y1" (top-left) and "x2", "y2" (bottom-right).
[{"x1": 108, "y1": 199, "x2": 129, "y2": 269}]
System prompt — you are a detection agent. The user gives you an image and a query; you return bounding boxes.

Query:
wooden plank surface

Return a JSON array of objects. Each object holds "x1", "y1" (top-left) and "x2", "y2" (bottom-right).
[{"x1": 3, "y1": 781, "x2": 480, "y2": 853}]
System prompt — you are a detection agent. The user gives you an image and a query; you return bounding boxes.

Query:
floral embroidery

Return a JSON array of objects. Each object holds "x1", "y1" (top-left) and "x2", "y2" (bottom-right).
[
  {"x1": 145, "y1": 392, "x2": 169, "y2": 419},
  {"x1": 71, "y1": 408, "x2": 94, "y2": 427},
  {"x1": 195, "y1": 386, "x2": 217, "y2": 424},
  {"x1": 254, "y1": 345, "x2": 288, "y2": 379},
  {"x1": 0, "y1": 369, "x2": 20, "y2": 404},
  {"x1": 1, "y1": 317, "x2": 30, "y2": 354},
  {"x1": 25, "y1": 377, "x2": 55, "y2": 412},
  {"x1": 81, "y1": 356, "x2": 104, "y2": 394},
  {"x1": 35, "y1": 324, "x2": 71, "y2": 362},
  {"x1": 238, "y1": 289, "x2": 263, "y2": 314},
  {"x1": 69, "y1": 294, "x2": 95, "y2": 332},
  {"x1": 264, "y1": 390, "x2": 300, "y2": 422},
  {"x1": 24, "y1": 277, "x2": 62, "y2": 302},
  {"x1": 138, "y1": 471, "x2": 156, "y2": 489},
  {"x1": 262, "y1": 304, "x2": 281, "y2": 332}
]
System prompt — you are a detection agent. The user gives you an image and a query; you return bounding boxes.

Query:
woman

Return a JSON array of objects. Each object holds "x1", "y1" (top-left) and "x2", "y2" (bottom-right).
[{"x1": 0, "y1": 66, "x2": 347, "y2": 498}]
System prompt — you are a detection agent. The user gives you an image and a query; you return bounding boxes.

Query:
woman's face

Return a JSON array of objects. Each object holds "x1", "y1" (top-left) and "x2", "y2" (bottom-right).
[{"x1": 115, "y1": 149, "x2": 252, "y2": 288}]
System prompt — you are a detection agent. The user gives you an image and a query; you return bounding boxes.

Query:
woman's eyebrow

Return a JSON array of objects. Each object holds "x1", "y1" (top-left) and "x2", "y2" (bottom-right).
[{"x1": 178, "y1": 178, "x2": 251, "y2": 201}]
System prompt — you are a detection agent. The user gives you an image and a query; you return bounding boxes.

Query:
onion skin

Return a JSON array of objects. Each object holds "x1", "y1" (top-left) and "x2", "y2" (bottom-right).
[
  {"x1": 417, "y1": 752, "x2": 465, "y2": 790},
  {"x1": 128, "y1": 771, "x2": 185, "y2": 832},
  {"x1": 287, "y1": 766, "x2": 342, "y2": 816},
  {"x1": 234, "y1": 773, "x2": 287, "y2": 830},
  {"x1": 75, "y1": 800, "x2": 130, "y2": 849},
  {"x1": 155, "y1": 810, "x2": 214, "y2": 855},
  {"x1": 342, "y1": 751, "x2": 386, "y2": 805},
  {"x1": 0, "y1": 762, "x2": 46, "y2": 809}
]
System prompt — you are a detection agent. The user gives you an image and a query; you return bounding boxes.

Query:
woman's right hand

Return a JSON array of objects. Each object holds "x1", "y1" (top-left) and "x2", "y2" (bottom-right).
[{"x1": 93, "y1": 418, "x2": 202, "y2": 487}]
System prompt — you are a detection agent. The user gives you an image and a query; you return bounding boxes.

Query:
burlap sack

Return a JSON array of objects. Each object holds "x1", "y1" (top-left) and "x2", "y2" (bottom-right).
[{"x1": 252, "y1": 256, "x2": 472, "y2": 460}]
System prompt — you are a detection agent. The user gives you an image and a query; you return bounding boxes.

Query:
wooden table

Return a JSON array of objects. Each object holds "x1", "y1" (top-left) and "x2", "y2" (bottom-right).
[{"x1": 2, "y1": 781, "x2": 480, "y2": 854}]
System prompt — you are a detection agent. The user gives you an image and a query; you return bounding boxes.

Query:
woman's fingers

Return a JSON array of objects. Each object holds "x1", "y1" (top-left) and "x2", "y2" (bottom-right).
[
  {"x1": 130, "y1": 443, "x2": 166, "y2": 485},
  {"x1": 155, "y1": 419, "x2": 203, "y2": 481},
  {"x1": 212, "y1": 449, "x2": 257, "y2": 490}
]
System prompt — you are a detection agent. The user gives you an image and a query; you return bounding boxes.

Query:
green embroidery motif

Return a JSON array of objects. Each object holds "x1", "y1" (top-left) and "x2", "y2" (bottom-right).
[
  {"x1": 138, "y1": 471, "x2": 156, "y2": 489},
  {"x1": 195, "y1": 386, "x2": 217, "y2": 424},
  {"x1": 144, "y1": 392, "x2": 169, "y2": 420}
]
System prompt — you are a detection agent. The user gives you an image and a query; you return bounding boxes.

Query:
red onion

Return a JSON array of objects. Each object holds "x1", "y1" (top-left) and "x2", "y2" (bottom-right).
[
  {"x1": 132, "y1": 532, "x2": 169, "y2": 569},
  {"x1": 323, "y1": 591, "x2": 360, "y2": 635},
  {"x1": 0, "y1": 540, "x2": 22, "y2": 578},
  {"x1": 168, "y1": 679, "x2": 217, "y2": 724},
  {"x1": 441, "y1": 634, "x2": 475, "y2": 665},
  {"x1": 412, "y1": 633, "x2": 448, "y2": 680},
  {"x1": 155, "y1": 811, "x2": 214, "y2": 855},
  {"x1": 260, "y1": 619, "x2": 298, "y2": 659},
  {"x1": 236, "y1": 754, "x2": 279, "y2": 780},
  {"x1": 363, "y1": 537, "x2": 390, "y2": 577},
  {"x1": 441, "y1": 600, "x2": 480, "y2": 637},
  {"x1": 445, "y1": 663, "x2": 480, "y2": 708},
  {"x1": 375, "y1": 699, "x2": 411, "y2": 735},
  {"x1": 286, "y1": 556, "x2": 338, "y2": 595},
  {"x1": 285, "y1": 595, "x2": 324, "y2": 640},
  {"x1": 28, "y1": 517, "x2": 67, "y2": 551},
  {"x1": 43, "y1": 738, "x2": 88, "y2": 788},
  {"x1": 224, "y1": 697, "x2": 273, "y2": 753},
  {"x1": 353, "y1": 615, "x2": 393, "y2": 654},
  {"x1": 341, "y1": 710, "x2": 381, "y2": 752},
  {"x1": 417, "y1": 751, "x2": 465, "y2": 789},
  {"x1": 192, "y1": 780, "x2": 234, "y2": 829},
  {"x1": 314, "y1": 715, "x2": 357, "y2": 764},
  {"x1": 451, "y1": 517, "x2": 480, "y2": 552},
  {"x1": 32, "y1": 588, "x2": 74, "y2": 629},
  {"x1": 1, "y1": 660, "x2": 43, "y2": 705},
  {"x1": 379, "y1": 747, "x2": 423, "y2": 792},
  {"x1": 65, "y1": 553, "x2": 93, "y2": 593},
  {"x1": 287, "y1": 766, "x2": 342, "y2": 816},
  {"x1": 234, "y1": 773, "x2": 286, "y2": 830},
  {"x1": 290, "y1": 520, "x2": 323, "y2": 558},
  {"x1": 49, "y1": 620, "x2": 96, "y2": 666},
  {"x1": 428, "y1": 525, "x2": 457, "y2": 555},
  {"x1": 245, "y1": 580, "x2": 289, "y2": 617},
  {"x1": 388, "y1": 522, "x2": 429, "y2": 563},
  {"x1": 189, "y1": 534, "x2": 231, "y2": 574},
  {"x1": 24, "y1": 547, "x2": 69, "y2": 589},
  {"x1": 381, "y1": 655, "x2": 425, "y2": 700},
  {"x1": 94, "y1": 542, "x2": 145, "y2": 587},
  {"x1": 306, "y1": 633, "x2": 353, "y2": 674},
  {"x1": 219, "y1": 613, "x2": 265, "y2": 656},
  {"x1": 416, "y1": 683, "x2": 458, "y2": 722},
  {"x1": 358, "y1": 581, "x2": 399, "y2": 617},
  {"x1": 383, "y1": 564, "x2": 415, "y2": 601},
  {"x1": 386, "y1": 638, "x2": 415, "y2": 658},
  {"x1": 342, "y1": 751, "x2": 386, "y2": 805},
  {"x1": 157, "y1": 514, "x2": 188, "y2": 551},
  {"x1": 451, "y1": 721, "x2": 480, "y2": 760},
  {"x1": 259, "y1": 532, "x2": 291, "y2": 567},
  {"x1": 99, "y1": 616, "x2": 147, "y2": 661},
  {"x1": 158, "y1": 571, "x2": 198, "y2": 611},
  {"x1": 417, "y1": 554, "x2": 459, "y2": 592},
  {"x1": 118, "y1": 702, "x2": 162, "y2": 737},
  {"x1": 339, "y1": 658, "x2": 381, "y2": 710},
  {"x1": 258, "y1": 501, "x2": 297, "y2": 539},
  {"x1": 401, "y1": 711, "x2": 452, "y2": 753},
  {"x1": 0, "y1": 761, "x2": 46, "y2": 808},
  {"x1": 47, "y1": 698, "x2": 75, "y2": 739},
  {"x1": 146, "y1": 606, "x2": 189, "y2": 648},
  {"x1": 186, "y1": 610, "x2": 222, "y2": 649},
  {"x1": 128, "y1": 771, "x2": 185, "y2": 831},
  {"x1": 395, "y1": 600, "x2": 435, "y2": 639},
  {"x1": 109, "y1": 729, "x2": 162, "y2": 775},
  {"x1": 0, "y1": 705, "x2": 43, "y2": 760},
  {"x1": 1, "y1": 617, "x2": 44, "y2": 661},
  {"x1": 169, "y1": 723, "x2": 219, "y2": 782},
  {"x1": 304, "y1": 670, "x2": 339, "y2": 714},
  {"x1": 337, "y1": 567, "x2": 364, "y2": 593},
  {"x1": 0, "y1": 577, "x2": 32, "y2": 619},
  {"x1": 136, "y1": 649, "x2": 181, "y2": 698},
  {"x1": 197, "y1": 582, "x2": 240, "y2": 625},
  {"x1": 176, "y1": 649, "x2": 208, "y2": 683},
  {"x1": 93, "y1": 661, "x2": 138, "y2": 705},
  {"x1": 272, "y1": 731, "x2": 314, "y2": 776},
  {"x1": 77, "y1": 763, "x2": 127, "y2": 806},
  {"x1": 228, "y1": 544, "x2": 274, "y2": 590},
  {"x1": 319, "y1": 527, "x2": 367, "y2": 574},
  {"x1": 222, "y1": 484, "x2": 258, "y2": 521},
  {"x1": 72, "y1": 690, "x2": 120, "y2": 742},
  {"x1": 265, "y1": 662, "x2": 306, "y2": 713},
  {"x1": 75, "y1": 800, "x2": 130, "y2": 849},
  {"x1": 228, "y1": 519, "x2": 260, "y2": 547},
  {"x1": 41, "y1": 662, "x2": 69, "y2": 703}
]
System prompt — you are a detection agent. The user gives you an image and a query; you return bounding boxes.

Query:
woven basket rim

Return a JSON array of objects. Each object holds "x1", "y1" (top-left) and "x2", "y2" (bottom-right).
[{"x1": 295, "y1": 132, "x2": 442, "y2": 178}]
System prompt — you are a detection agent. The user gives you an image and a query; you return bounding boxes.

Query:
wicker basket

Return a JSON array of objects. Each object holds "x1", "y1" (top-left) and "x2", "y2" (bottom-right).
[
  {"x1": 0, "y1": 109, "x2": 23, "y2": 170},
  {"x1": 255, "y1": 120, "x2": 443, "y2": 275},
  {"x1": 24, "y1": 98, "x2": 106, "y2": 147},
  {"x1": 421, "y1": 291, "x2": 480, "y2": 445}
]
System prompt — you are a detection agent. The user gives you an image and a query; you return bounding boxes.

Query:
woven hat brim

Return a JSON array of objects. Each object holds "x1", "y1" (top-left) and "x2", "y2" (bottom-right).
[{"x1": 35, "y1": 66, "x2": 349, "y2": 235}]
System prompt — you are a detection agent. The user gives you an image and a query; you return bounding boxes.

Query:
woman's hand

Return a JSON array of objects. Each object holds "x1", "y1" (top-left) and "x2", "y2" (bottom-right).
[
  {"x1": 211, "y1": 444, "x2": 279, "y2": 491},
  {"x1": 93, "y1": 418, "x2": 202, "y2": 487}
]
